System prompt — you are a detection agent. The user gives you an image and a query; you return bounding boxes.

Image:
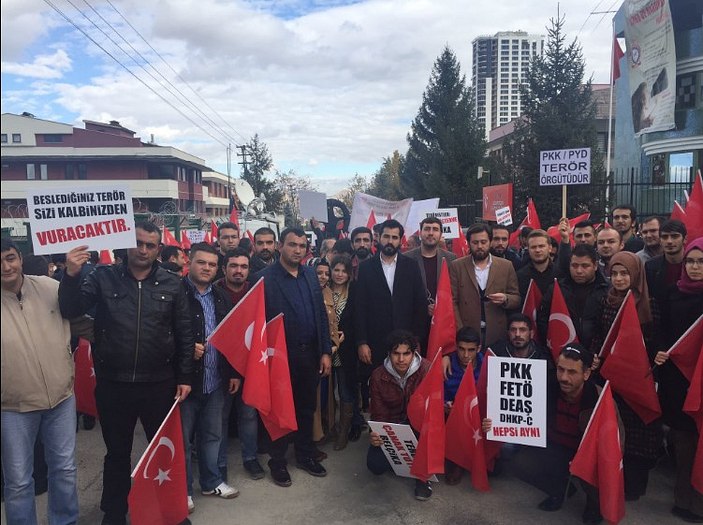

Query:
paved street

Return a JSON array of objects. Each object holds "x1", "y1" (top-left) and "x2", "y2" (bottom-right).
[{"x1": 2, "y1": 420, "x2": 683, "y2": 524}]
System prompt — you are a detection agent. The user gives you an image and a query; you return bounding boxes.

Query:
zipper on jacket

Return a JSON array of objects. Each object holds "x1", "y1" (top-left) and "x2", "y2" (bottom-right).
[{"x1": 132, "y1": 281, "x2": 143, "y2": 381}]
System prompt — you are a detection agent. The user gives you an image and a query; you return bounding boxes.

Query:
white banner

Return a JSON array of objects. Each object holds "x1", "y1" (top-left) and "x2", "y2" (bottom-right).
[
  {"x1": 405, "y1": 198, "x2": 440, "y2": 236},
  {"x1": 367, "y1": 421, "x2": 438, "y2": 481},
  {"x1": 298, "y1": 190, "x2": 328, "y2": 222},
  {"x1": 624, "y1": 0, "x2": 676, "y2": 136},
  {"x1": 27, "y1": 184, "x2": 136, "y2": 256},
  {"x1": 186, "y1": 230, "x2": 206, "y2": 243},
  {"x1": 539, "y1": 148, "x2": 591, "y2": 186},
  {"x1": 423, "y1": 208, "x2": 460, "y2": 239},
  {"x1": 348, "y1": 193, "x2": 413, "y2": 232},
  {"x1": 486, "y1": 357, "x2": 547, "y2": 448}
]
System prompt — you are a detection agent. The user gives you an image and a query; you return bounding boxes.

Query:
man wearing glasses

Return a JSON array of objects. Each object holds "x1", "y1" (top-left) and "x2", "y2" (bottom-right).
[{"x1": 59, "y1": 221, "x2": 195, "y2": 525}]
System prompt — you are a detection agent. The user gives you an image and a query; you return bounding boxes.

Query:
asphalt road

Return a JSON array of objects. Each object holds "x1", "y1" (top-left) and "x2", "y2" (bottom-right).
[{"x1": 1, "y1": 421, "x2": 683, "y2": 524}]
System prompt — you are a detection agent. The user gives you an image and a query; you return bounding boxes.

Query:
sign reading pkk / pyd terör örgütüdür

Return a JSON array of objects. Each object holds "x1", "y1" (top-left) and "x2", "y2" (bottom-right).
[{"x1": 539, "y1": 148, "x2": 591, "y2": 186}]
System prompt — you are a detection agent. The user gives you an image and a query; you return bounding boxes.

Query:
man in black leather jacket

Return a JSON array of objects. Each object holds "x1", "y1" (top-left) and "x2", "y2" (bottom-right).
[{"x1": 60, "y1": 221, "x2": 194, "y2": 525}]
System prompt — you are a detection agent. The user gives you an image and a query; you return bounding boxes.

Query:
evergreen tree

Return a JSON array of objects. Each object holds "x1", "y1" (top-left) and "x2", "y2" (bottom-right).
[
  {"x1": 402, "y1": 46, "x2": 485, "y2": 205},
  {"x1": 368, "y1": 150, "x2": 406, "y2": 200},
  {"x1": 341, "y1": 173, "x2": 369, "y2": 210},
  {"x1": 503, "y1": 16, "x2": 607, "y2": 226},
  {"x1": 241, "y1": 134, "x2": 277, "y2": 207}
]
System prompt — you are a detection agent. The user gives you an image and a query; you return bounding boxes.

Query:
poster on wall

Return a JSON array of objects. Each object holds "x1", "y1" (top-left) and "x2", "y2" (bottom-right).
[{"x1": 624, "y1": 0, "x2": 676, "y2": 136}]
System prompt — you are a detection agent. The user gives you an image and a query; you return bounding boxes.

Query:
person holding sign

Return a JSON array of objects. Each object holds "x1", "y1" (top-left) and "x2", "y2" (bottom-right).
[
  {"x1": 367, "y1": 330, "x2": 432, "y2": 501},
  {"x1": 487, "y1": 313, "x2": 553, "y2": 365}
]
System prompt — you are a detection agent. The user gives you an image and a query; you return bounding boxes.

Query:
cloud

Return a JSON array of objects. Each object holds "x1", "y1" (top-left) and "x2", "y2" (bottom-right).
[{"x1": 1, "y1": 49, "x2": 72, "y2": 79}]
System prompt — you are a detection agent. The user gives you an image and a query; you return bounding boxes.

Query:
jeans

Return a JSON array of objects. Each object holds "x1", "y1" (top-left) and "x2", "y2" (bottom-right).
[
  {"x1": 2, "y1": 395, "x2": 78, "y2": 525},
  {"x1": 181, "y1": 385, "x2": 226, "y2": 495},
  {"x1": 218, "y1": 390, "x2": 235, "y2": 478},
  {"x1": 236, "y1": 394, "x2": 259, "y2": 462}
]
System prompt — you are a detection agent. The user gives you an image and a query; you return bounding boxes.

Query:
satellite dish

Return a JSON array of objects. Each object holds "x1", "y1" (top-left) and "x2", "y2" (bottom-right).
[{"x1": 232, "y1": 179, "x2": 256, "y2": 207}]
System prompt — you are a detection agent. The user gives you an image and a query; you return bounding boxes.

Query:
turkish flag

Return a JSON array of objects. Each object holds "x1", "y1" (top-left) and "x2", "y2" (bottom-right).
[
  {"x1": 426, "y1": 261, "x2": 456, "y2": 361},
  {"x1": 509, "y1": 198, "x2": 541, "y2": 248},
  {"x1": 129, "y1": 400, "x2": 188, "y2": 525},
  {"x1": 365, "y1": 210, "x2": 376, "y2": 229},
  {"x1": 74, "y1": 338, "x2": 98, "y2": 418},
  {"x1": 230, "y1": 209, "x2": 240, "y2": 230},
  {"x1": 476, "y1": 350, "x2": 502, "y2": 470},
  {"x1": 445, "y1": 365, "x2": 490, "y2": 491},
  {"x1": 599, "y1": 292, "x2": 661, "y2": 424},
  {"x1": 211, "y1": 221, "x2": 218, "y2": 241},
  {"x1": 546, "y1": 279, "x2": 579, "y2": 362},
  {"x1": 204, "y1": 231, "x2": 212, "y2": 245},
  {"x1": 260, "y1": 314, "x2": 298, "y2": 441},
  {"x1": 180, "y1": 231, "x2": 191, "y2": 250},
  {"x1": 452, "y1": 225, "x2": 469, "y2": 258},
  {"x1": 683, "y1": 347, "x2": 703, "y2": 493},
  {"x1": 547, "y1": 213, "x2": 591, "y2": 245},
  {"x1": 671, "y1": 200, "x2": 687, "y2": 223},
  {"x1": 407, "y1": 353, "x2": 445, "y2": 481},
  {"x1": 208, "y1": 279, "x2": 265, "y2": 376},
  {"x1": 246, "y1": 230, "x2": 255, "y2": 245},
  {"x1": 667, "y1": 316, "x2": 703, "y2": 382},
  {"x1": 612, "y1": 36, "x2": 625, "y2": 83},
  {"x1": 522, "y1": 279, "x2": 543, "y2": 343},
  {"x1": 683, "y1": 171, "x2": 703, "y2": 242},
  {"x1": 241, "y1": 285, "x2": 271, "y2": 416},
  {"x1": 98, "y1": 250, "x2": 112, "y2": 265},
  {"x1": 569, "y1": 382, "x2": 625, "y2": 525},
  {"x1": 162, "y1": 228, "x2": 181, "y2": 248}
]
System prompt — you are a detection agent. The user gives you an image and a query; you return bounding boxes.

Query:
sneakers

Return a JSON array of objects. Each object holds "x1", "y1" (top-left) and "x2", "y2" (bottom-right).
[
  {"x1": 201, "y1": 481, "x2": 239, "y2": 499},
  {"x1": 295, "y1": 457, "x2": 327, "y2": 477},
  {"x1": 187, "y1": 496, "x2": 195, "y2": 513},
  {"x1": 269, "y1": 463, "x2": 292, "y2": 487},
  {"x1": 414, "y1": 480, "x2": 433, "y2": 501},
  {"x1": 243, "y1": 459, "x2": 265, "y2": 480},
  {"x1": 538, "y1": 495, "x2": 564, "y2": 512}
]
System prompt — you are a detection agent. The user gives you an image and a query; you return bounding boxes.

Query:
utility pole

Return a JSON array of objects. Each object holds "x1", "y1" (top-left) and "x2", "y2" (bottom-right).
[
  {"x1": 237, "y1": 145, "x2": 249, "y2": 177},
  {"x1": 226, "y1": 143, "x2": 232, "y2": 217}
]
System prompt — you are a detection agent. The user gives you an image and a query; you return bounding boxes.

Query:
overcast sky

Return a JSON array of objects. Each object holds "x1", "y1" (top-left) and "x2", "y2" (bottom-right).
[{"x1": 1, "y1": 0, "x2": 618, "y2": 195}]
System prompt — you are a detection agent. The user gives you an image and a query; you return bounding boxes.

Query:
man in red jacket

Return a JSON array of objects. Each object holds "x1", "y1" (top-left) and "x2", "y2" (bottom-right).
[{"x1": 367, "y1": 330, "x2": 432, "y2": 501}]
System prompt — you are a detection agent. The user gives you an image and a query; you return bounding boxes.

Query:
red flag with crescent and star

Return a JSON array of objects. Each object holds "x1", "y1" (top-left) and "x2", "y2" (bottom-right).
[
  {"x1": 73, "y1": 337, "x2": 98, "y2": 418},
  {"x1": 128, "y1": 400, "x2": 188, "y2": 525},
  {"x1": 162, "y1": 228, "x2": 181, "y2": 248},
  {"x1": 546, "y1": 279, "x2": 579, "y2": 362},
  {"x1": 683, "y1": 345, "x2": 703, "y2": 493},
  {"x1": 426, "y1": 260, "x2": 456, "y2": 361},
  {"x1": 522, "y1": 279, "x2": 543, "y2": 344},
  {"x1": 240, "y1": 282, "x2": 271, "y2": 416}
]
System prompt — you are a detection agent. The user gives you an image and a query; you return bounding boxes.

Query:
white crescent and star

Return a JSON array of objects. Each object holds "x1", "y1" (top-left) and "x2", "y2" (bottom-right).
[
  {"x1": 143, "y1": 437, "x2": 176, "y2": 484},
  {"x1": 548, "y1": 313, "x2": 576, "y2": 348}
]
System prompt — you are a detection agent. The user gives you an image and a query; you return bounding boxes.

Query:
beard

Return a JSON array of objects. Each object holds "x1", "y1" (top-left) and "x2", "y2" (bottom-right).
[
  {"x1": 258, "y1": 249, "x2": 273, "y2": 261},
  {"x1": 381, "y1": 243, "x2": 398, "y2": 257},
  {"x1": 471, "y1": 248, "x2": 489, "y2": 261},
  {"x1": 356, "y1": 247, "x2": 370, "y2": 259}
]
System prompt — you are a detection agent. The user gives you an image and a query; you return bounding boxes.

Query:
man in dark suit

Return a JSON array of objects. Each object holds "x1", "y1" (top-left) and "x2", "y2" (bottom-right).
[
  {"x1": 256, "y1": 227, "x2": 332, "y2": 487},
  {"x1": 355, "y1": 219, "x2": 428, "y2": 377}
]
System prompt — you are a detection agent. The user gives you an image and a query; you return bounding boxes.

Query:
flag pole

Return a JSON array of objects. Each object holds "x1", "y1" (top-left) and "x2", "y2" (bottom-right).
[{"x1": 605, "y1": 28, "x2": 616, "y2": 216}]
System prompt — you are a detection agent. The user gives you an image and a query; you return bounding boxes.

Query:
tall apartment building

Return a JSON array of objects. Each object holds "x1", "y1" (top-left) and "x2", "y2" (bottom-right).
[{"x1": 472, "y1": 31, "x2": 545, "y2": 140}]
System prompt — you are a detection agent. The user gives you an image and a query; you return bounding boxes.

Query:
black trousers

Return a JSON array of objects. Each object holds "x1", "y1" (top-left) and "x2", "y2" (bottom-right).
[
  {"x1": 268, "y1": 351, "x2": 319, "y2": 467},
  {"x1": 95, "y1": 378, "x2": 175, "y2": 518}
]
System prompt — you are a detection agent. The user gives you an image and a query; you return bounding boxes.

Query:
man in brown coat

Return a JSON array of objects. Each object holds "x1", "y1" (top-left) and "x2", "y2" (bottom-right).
[{"x1": 449, "y1": 223, "x2": 521, "y2": 347}]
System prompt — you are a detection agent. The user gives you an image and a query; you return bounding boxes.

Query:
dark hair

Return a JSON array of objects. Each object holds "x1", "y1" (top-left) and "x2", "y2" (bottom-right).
[
  {"x1": 456, "y1": 326, "x2": 481, "y2": 346},
  {"x1": 467, "y1": 223, "x2": 492, "y2": 241},
  {"x1": 549, "y1": 237, "x2": 559, "y2": 249},
  {"x1": 559, "y1": 343, "x2": 594, "y2": 370},
  {"x1": 1, "y1": 238, "x2": 21, "y2": 255},
  {"x1": 385, "y1": 329, "x2": 418, "y2": 355},
  {"x1": 217, "y1": 222, "x2": 239, "y2": 236},
  {"x1": 22, "y1": 254, "x2": 49, "y2": 276},
  {"x1": 112, "y1": 249, "x2": 127, "y2": 262},
  {"x1": 160, "y1": 261, "x2": 182, "y2": 274},
  {"x1": 519, "y1": 227, "x2": 533, "y2": 239},
  {"x1": 238, "y1": 237, "x2": 252, "y2": 253},
  {"x1": 573, "y1": 220, "x2": 596, "y2": 231},
  {"x1": 660, "y1": 219, "x2": 687, "y2": 237},
  {"x1": 89, "y1": 251, "x2": 100, "y2": 265},
  {"x1": 350, "y1": 226, "x2": 372, "y2": 242},
  {"x1": 372, "y1": 223, "x2": 384, "y2": 234},
  {"x1": 420, "y1": 217, "x2": 443, "y2": 230},
  {"x1": 135, "y1": 221, "x2": 162, "y2": 243},
  {"x1": 223, "y1": 247, "x2": 250, "y2": 267},
  {"x1": 280, "y1": 227, "x2": 306, "y2": 244},
  {"x1": 491, "y1": 224, "x2": 510, "y2": 235},
  {"x1": 330, "y1": 254, "x2": 352, "y2": 276},
  {"x1": 380, "y1": 219, "x2": 404, "y2": 239},
  {"x1": 332, "y1": 238, "x2": 354, "y2": 256},
  {"x1": 612, "y1": 204, "x2": 636, "y2": 222},
  {"x1": 571, "y1": 243, "x2": 598, "y2": 263},
  {"x1": 254, "y1": 227, "x2": 276, "y2": 240},
  {"x1": 51, "y1": 253, "x2": 67, "y2": 264},
  {"x1": 189, "y1": 242, "x2": 218, "y2": 258},
  {"x1": 641, "y1": 215, "x2": 662, "y2": 227},
  {"x1": 161, "y1": 245, "x2": 183, "y2": 262},
  {"x1": 315, "y1": 259, "x2": 330, "y2": 270},
  {"x1": 508, "y1": 312, "x2": 533, "y2": 330}
]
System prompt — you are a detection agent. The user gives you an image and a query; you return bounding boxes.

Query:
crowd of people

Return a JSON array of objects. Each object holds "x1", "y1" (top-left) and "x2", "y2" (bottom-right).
[{"x1": 1, "y1": 202, "x2": 701, "y2": 525}]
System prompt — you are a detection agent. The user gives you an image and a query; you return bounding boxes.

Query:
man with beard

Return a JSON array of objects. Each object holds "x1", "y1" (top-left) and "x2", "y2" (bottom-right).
[
  {"x1": 645, "y1": 219, "x2": 687, "y2": 303},
  {"x1": 612, "y1": 204, "x2": 644, "y2": 253},
  {"x1": 249, "y1": 227, "x2": 277, "y2": 275},
  {"x1": 350, "y1": 226, "x2": 373, "y2": 280},
  {"x1": 517, "y1": 229, "x2": 556, "y2": 300},
  {"x1": 487, "y1": 313, "x2": 552, "y2": 364},
  {"x1": 490, "y1": 225, "x2": 522, "y2": 271},
  {"x1": 355, "y1": 219, "x2": 427, "y2": 374},
  {"x1": 449, "y1": 223, "x2": 521, "y2": 348}
]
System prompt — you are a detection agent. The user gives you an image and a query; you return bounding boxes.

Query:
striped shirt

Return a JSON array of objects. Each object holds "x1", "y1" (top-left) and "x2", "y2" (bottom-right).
[{"x1": 187, "y1": 278, "x2": 220, "y2": 394}]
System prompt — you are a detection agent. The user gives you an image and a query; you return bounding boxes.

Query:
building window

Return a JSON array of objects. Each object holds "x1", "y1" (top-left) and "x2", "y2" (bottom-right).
[
  {"x1": 26, "y1": 164, "x2": 36, "y2": 180},
  {"x1": 675, "y1": 73, "x2": 697, "y2": 109},
  {"x1": 12, "y1": 134, "x2": 21, "y2": 143},
  {"x1": 1, "y1": 134, "x2": 7, "y2": 143},
  {"x1": 78, "y1": 164, "x2": 87, "y2": 180},
  {"x1": 40, "y1": 164, "x2": 48, "y2": 180},
  {"x1": 65, "y1": 164, "x2": 75, "y2": 180},
  {"x1": 43, "y1": 134, "x2": 64, "y2": 143}
]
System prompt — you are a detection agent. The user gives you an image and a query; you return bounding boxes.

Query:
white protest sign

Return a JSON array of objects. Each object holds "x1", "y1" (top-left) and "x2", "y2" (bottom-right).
[
  {"x1": 186, "y1": 230, "x2": 206, "y2": 243},
  {"x1": 298, "y1": 190, "x2": 328, "y2": 222},
  {"x1": 424, "y1": 208, "x2": 459, "y2": 239},
  {"x1": 486, "y1": 357, "x2": 547, "y2": 447},
  {"x1": 495, "y1": 206, "x2": 513, "y2": 226},
  {"x1": 367, "y1": 421, "x2": 438, "y2": 481},
  {"x1": 348, "y1": 193, "x2": 413, "y2": 232},
  {"x1": 27, "y1": 184, "x2": 136, "y2": 256},
  {"x1": 406, "y1": 198, "x2": 440, "y2": 235},
  {"x1": 539, "y1": 148, "x2": 591, "y2": 186}
]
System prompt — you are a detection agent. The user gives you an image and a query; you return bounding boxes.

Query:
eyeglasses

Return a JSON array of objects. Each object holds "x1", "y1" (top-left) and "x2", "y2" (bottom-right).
[{"x1": 684, "y1": 258, "x2": 703, "y2": 267}]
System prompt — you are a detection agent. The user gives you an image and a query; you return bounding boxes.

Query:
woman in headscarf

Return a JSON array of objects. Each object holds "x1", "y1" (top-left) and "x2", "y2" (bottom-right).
[
  {"x1": 590, "y1": 251, "x2": 661, "y2": 502},
  {"x1": 654, "y1": 238, "x2": 703, "y2": 522}
]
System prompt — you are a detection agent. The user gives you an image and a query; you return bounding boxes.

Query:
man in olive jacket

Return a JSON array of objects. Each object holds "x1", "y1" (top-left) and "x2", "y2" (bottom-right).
[{"x1": 59, "y1": 222, "x2": 194, "y2": 525}]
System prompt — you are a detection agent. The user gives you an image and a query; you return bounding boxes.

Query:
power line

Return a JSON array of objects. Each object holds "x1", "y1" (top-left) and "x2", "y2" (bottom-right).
[
  {"x1": 577, "y1": 0, "x2": 606, "y2": 36},
  {"x1": 591, "y1": 0, "x2": 621, "y2": 33}
]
